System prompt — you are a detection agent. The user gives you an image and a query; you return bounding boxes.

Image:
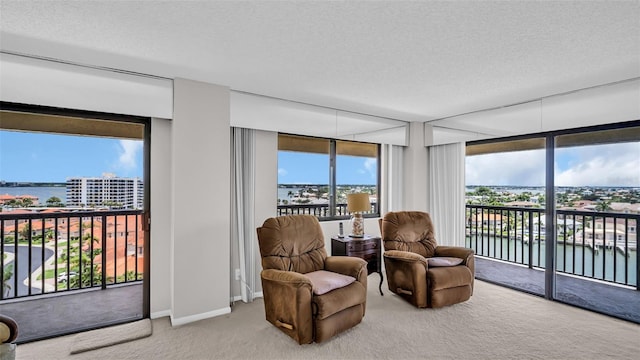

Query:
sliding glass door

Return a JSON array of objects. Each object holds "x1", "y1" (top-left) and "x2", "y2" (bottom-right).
[
  {"x1": 465, "y1": 137, "x2": 546, "y2": 296},
  {"x1": 0, "y1": 103, "x2": 151, "y2": 342},
  {"x1": 466, "y1": 121, "x2": 640, "y2": 323},
  {"x1": 553, "y1": 127, "x2": 640, "y2": 322}
]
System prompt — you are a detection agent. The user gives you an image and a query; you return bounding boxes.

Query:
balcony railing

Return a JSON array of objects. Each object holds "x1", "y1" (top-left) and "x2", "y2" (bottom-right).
[
  {"x1": 277, "y1": 203, "x2": 379, "y2": 219},
  {"x1": 466, "y1": 204, "x2": 639, "y2": 290},
  {"x1": 0, "y1": 210, "x2": 144, "y2": 300}
]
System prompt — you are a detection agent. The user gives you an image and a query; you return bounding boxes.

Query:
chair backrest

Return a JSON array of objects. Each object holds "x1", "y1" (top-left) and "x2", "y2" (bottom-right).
[
  {"x1": 257, "y1": 215, "x2": 327, "y2": 274},
  {"x1": 380, "y1": 211, "x2": 437, "y2": 258}
]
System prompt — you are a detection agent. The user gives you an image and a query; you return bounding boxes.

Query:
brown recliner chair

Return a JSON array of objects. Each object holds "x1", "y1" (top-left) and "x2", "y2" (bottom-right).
[
  {"x1": 257, "y1": 215, "x2": 368, "y2": 344},
  {"x1": 380, "y1": 211, "x2": 475, "y2": 308}
]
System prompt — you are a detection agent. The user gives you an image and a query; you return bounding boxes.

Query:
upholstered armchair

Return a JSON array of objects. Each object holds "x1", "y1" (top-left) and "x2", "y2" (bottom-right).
[
  {"x1": 257, "y1": 215, "x2": 368, "y2": 344},
  {"x1": 380, "y1": 211, "x2": 475, "y2": 308}
]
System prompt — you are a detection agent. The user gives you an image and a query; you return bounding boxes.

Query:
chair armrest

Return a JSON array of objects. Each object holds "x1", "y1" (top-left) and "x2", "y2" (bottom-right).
[
  {"x1": 435, "y1": 246, "x2": 475, "y2": 294},
  {"x1": 260, "y1": 269, "x2": 314, "y2": 344},
  {"x1": 383, "y1": 250, "x2": 429, "y2": 306},
  {"x1": 383, "y1": 250, "x2": 428, "y2": 268},
  {"x1": 261, "y1": 268, "x2": 313, "y2": 287},
  {"x1": 0, "y1": 314, "x2": 18, "y2": 344},
  {"x1": 435, "y1": 246, "x2": 474, "y2": 265},
  {"x1": 324, "y1": 256, "x2": 367, "y2": 284}
]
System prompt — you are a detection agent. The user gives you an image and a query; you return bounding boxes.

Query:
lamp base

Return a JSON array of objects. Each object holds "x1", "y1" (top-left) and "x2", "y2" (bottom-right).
[{"x1": 349, "y1": 212, "x2": 365, "y2": 238}]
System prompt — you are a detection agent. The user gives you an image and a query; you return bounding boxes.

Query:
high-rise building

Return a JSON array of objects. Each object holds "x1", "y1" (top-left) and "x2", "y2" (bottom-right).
[{"x1": 66, "y1": 173, "x2": 143, "y2": 209}]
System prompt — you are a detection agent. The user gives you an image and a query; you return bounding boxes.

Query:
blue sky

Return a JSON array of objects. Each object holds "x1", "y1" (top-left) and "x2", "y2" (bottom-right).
[
  {"x1": 0, "y1": 130, "x2": 143, "y2": 182},
  {"x1": 466, "y1": 142, "x2": 640, "y2": 187},
  {"x1": 2, "y1": 130, "x2": 637, "y2": 187},
  {"x1": 278, "y1": 151, "x2": 377, "y2": 185}
]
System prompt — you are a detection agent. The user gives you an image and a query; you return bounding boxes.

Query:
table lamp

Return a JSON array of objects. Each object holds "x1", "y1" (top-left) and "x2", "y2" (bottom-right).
[{"x1": 346, "y1": 193, "x2": 370, "y2": 237}]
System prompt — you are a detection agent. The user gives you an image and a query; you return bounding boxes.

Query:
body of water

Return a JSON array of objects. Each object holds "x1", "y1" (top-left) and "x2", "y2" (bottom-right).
[
  {"x1": 0, "y1": 186, "x2": 67, "y2": 203},
  {"x1": 467, "y1": 235, "x2": 637, "y2": 287}
]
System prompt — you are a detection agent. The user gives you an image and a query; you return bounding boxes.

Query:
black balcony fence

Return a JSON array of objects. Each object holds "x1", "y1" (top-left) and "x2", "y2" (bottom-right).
[
  {"x1": 0, "y1": 209, "x2": 144, "y2": 300},
  {"x1": 466, "y1": 204, "x2": 639, "y2": 290},
  {"x1": 277, "y1": 202, "x2": 379, "y2": 219}
]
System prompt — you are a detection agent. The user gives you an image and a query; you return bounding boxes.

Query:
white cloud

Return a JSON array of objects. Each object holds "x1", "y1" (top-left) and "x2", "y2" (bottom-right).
[
  {"x1": 363, "y1": 158, "x2": 377, "y2": 179},
  {"x1": 466, "y1": 142, "x2": 640, "y2": 187},
  {"x1": 466, "y1": 149, "x2": 545, "y2": 186},
  {"x1": 116, "y1": 140, "x2": 142, "y2": 170},
  {"x1": 278, "y1": 168, "x2": 288, "y2": 177},
  {"x1": 555, "y1": 143, "x2": 640, "y2": 186}
]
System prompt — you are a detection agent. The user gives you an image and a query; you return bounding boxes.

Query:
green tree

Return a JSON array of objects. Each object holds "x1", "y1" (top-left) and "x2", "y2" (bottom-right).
[
  {"x1": 595, "y1": 201, "x2": 612, "y2": 212},
  {"x1": 6, "y1": 199, "x2": 19, "y2": 208},
  {"x1": 474, "y1": 186, "x2": 494, "y2": 197},
  {"x1": 46, "y1": 196, "x2": 63, "y2": 207},
  {"x1": 66, "y1": 234, "x2": 102, "y2": 289},
  {"x1": 20, "y1": 198, "x2": 34, "y2": 207},
  {"x1": 19, "y1": 223, "x2": 31, "y2": 241},
  {"x1": 3, "y1": 264, "x2": 13, "y2": 297}
]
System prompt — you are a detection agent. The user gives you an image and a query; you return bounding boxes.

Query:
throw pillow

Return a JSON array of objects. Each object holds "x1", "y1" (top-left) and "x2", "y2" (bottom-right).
[
  {"x1": 427, "y1": 257, "x2": 464, "y2": 267},
  {"x1": 305, "y1": 270, "x2": 356, "y2": 295}
]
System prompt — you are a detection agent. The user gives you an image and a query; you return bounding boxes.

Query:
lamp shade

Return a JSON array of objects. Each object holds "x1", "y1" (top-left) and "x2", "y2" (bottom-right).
[{"x1": 346, "y1": 193, "x2": 370, "y2": 213}]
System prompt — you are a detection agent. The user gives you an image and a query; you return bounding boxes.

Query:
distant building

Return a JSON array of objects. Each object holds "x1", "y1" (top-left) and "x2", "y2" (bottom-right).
[
  {"x1": 0, "y1": 194, "x2": 39, "y2": 205},
  {"x1": 66, "y1": 174, "x2": 143, "y2": 209}
]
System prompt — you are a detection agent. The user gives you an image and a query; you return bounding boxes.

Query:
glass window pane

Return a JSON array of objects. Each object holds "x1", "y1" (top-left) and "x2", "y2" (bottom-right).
[
  {"x1": 277, "y1": 135, "x2": 330, "y2": 217},
  {"x1": 336, "y1": 141, "x2": 378, "y2": 216}
]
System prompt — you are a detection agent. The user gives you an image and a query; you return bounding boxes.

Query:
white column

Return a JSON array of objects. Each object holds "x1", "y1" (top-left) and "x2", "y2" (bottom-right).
[
  {"x1": 403, "y1": 122, "x2": 428, "y2": 211},
  {"x1": 171, "y1": 78, "x2": 231, "y2": 325}
]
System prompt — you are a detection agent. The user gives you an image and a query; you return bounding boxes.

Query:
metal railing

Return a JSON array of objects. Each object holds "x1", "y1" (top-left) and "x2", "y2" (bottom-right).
[
  {"x1": 466, "y1": 204, "x2": 639, "y2": 290},
  {"x1": 0, "y1": 210, "x2": 144, "y2": 300},
  {"x1": 277, "y1": 203, "x2": 379, "y2": 219}
]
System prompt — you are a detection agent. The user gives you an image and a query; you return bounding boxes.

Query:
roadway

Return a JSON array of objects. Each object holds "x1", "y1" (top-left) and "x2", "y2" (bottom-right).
[{"x1": 2, "y1": 244, "x2": 54, "y2": 298}]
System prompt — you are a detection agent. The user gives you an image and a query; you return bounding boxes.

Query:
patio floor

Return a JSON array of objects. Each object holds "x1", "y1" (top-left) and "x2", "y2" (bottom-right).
[
  {"x1": 475, "y1": 256, "x2": 640, "y2": 324},
  {"x1": 0, "y1": 283, "x2": 143, "y2": 343}
]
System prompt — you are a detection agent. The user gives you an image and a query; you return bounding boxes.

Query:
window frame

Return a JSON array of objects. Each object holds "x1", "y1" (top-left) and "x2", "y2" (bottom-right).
[{"x1": 277, "y1": 133, "x2": 381, "y2": 221}]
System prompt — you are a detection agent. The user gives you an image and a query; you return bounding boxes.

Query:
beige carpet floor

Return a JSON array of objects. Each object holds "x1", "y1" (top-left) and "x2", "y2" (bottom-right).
[{"x1": 16, "y1": 280, "x2": 639, "y2": 360}]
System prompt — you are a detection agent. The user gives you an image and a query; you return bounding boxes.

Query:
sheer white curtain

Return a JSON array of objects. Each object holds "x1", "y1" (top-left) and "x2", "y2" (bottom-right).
[
  {"x1": 230, "y1": 127, "x2": 257, "y2": 303},
  {"x1": 427, "y1": 142, "x2": 466, "y2": 247},
  {"x1": 382, "y1": 144, "x2": 405, "y2": 213}
]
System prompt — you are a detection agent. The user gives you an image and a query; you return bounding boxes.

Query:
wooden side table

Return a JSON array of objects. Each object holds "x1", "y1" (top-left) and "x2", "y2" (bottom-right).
[{"x1": 331, "y1": 234, "x2": 384, "y2": 295}]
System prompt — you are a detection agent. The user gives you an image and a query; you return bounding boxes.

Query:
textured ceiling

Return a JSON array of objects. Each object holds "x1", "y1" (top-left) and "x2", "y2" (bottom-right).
[{"x1": 1, "y1": 1, "x2": 639, "y2": 123}]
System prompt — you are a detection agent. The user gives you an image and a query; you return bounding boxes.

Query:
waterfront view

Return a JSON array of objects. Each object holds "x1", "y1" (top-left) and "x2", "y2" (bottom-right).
[
  {"x1": 466, "y1": 185, "x2": 640, "y2": 212},
  {"x1": 278, "y1": 184, "x2": 377, "y2": 205},
  {"x1": 0, "y1": 186, "x2": 67, "y2": 204},
  {"x1": 465, "y1": 185, "x2": 638, "y2": 288}
]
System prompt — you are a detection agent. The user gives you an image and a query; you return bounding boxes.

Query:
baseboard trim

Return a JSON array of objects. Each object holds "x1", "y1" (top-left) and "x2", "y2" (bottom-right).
[
  {"x1": 150, "y1": 310, "x2": 171, "y2": 319},
  {"x1": 170, "y1": 307, "x2": 231, "y2": 326},
  {"x1": 231, "y1": 292, "x2": 264, "y2": 303}
]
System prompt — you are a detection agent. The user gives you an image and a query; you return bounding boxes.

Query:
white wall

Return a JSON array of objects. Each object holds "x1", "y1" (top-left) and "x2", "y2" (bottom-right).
[
  {"x1": 0, "y1": 53, "x2": 173, "y2": 118},
  {"x1": 171, "y1": 78, "x2": 231, "y2": 325},
  {"x1": 150, "y1": 118, "x2": 172, "y2": 318},
  {"x1": 426, "y1": 79, "x2": 640, "y2": 145},
  {"x1": 403, "y1": 121, "x2": 428, "y2": 211}
]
